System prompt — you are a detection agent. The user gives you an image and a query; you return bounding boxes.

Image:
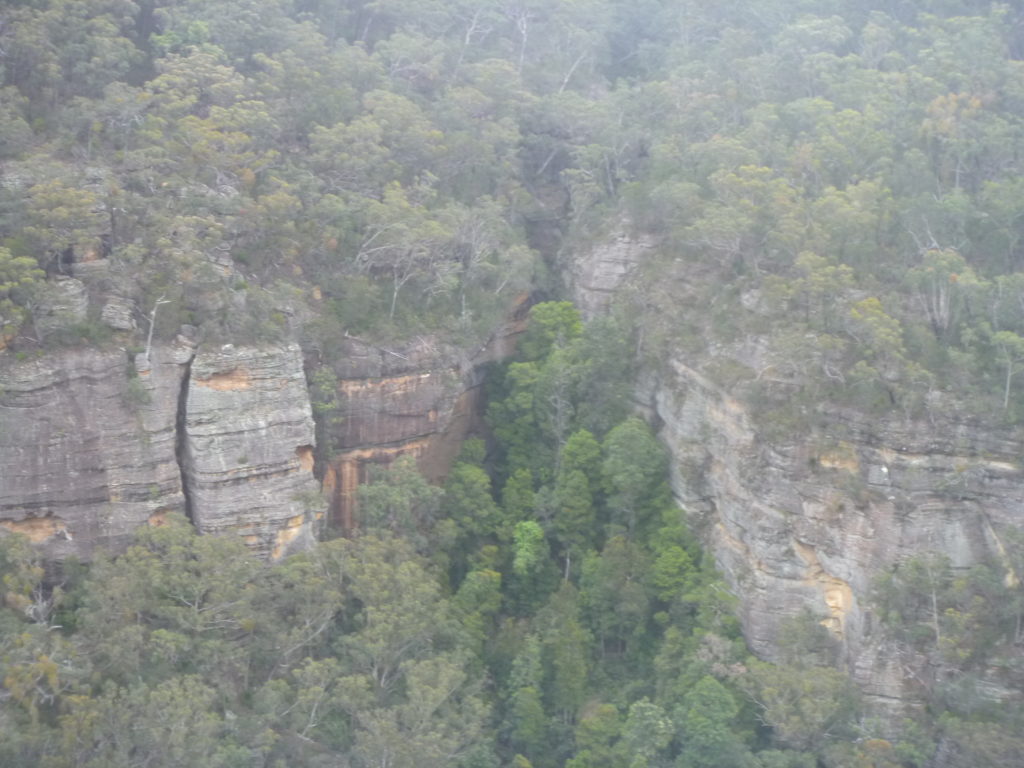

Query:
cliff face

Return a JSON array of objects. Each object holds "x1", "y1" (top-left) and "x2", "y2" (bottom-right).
[
  {"x1": 1, "y1": 285, "x2": 524, "y2": 557},
  {"x1": 563, "y1": 230, "x2": 654, "y2": 320},
  {"x1": 182, "y1": 343, "x2": 320, "y2": 559},
  {"x1": 640, "y1": 361, "x2": 1024, "y2": 709},
  {"x1": 0, "y1": 338, "x2": 194, "y2": 559},
  {"x1": 319, "y1": 339, "x2": 461, "y2": 532},
  {"x1": 319, "y1": 306, "x2": 527, "y2": 532},
  {"x1": 0, "y1": 340, "x2": 319, "y2": 561},
  {"x1": 568, "y1": 236, "x2": 1024, "y2": 711}
]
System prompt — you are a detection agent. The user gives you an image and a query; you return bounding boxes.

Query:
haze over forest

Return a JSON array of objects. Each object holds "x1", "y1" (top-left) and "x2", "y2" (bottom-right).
[{"x1": 2, "y1": 1, "x2": 1024, "y2": 767}]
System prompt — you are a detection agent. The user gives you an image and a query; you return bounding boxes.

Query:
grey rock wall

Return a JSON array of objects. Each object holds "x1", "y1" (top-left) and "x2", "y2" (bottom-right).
[
  {"x1": 182, "y1": 343, "x2": 320, "y2": 559},
  {"x1": 0, "y1": 340, "x2": 320, "y2": 561},
  {"x1": 564, "y1": 230, "x2": 654, "y2": 319},
  {"x1": 640, "y1": 358, "x2": 1024, "y2": 711},
  {"x1": 568, "y1": 228, "x2": 1024, "y2": 712},
  {"x1": 33, "y1": 276, "x2": 89, "y2": 338},
  {"x1": 0, "y1": 337, "x2": 194, "y2": 559}
]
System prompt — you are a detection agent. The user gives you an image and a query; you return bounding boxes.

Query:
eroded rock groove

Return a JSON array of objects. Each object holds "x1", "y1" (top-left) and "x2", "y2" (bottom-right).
[{"x1": 174, "y1": 356, "x2": 196, "y2": 526}]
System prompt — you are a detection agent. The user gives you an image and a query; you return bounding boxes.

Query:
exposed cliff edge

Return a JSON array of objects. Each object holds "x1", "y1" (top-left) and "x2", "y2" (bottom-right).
[
  {"x1": 0, "y1": 337, "x2": 195, "y2": 559},
  {"x1": 317, "y1": 301, "x2": 528, "y2": 532},
  {"x1": 569, "y1": 234, "x2": 1024, "y2": 712},
  {"x1": 0, "y1": 340, "x2": 320, "y2": 561},
  {"x1": 0, "y1": 284, "x2": 523, "y2": 558},
  {"x1": 182, "y1": 343, "x2": 320, "y2": 559},
  {"x1": 640, "y1": 360, "x2": 1024, "y2": 710}
]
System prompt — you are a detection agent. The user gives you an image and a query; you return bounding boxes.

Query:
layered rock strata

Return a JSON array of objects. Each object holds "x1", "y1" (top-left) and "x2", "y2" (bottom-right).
[
  {"x1": 320, "y1": 339, "x2": 485, "y2": 533},
  {"x1": 640, "y1": 358, "x2": 1024, "y2": 711},
  {"x1": 0, "y1": 340, "x2": 320, "y2": 561},
  {"x1": 181, "y1": 343, "x2": 320, "y2": 559},
  {"x1": 566, "y1": 232, "x2": 1024, "y2": 711},
  {"x1": 320, "y1": 303, "x2": 528, "y2": 532},
  {"x1": 0, "y1": 337, "x2": 194, "y2": 560}
]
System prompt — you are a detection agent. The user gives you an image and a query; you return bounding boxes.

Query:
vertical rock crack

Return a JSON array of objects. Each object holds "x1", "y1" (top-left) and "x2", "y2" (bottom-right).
[{"x1": 175, "y1": 357, "x2": 196, "y2": 526}]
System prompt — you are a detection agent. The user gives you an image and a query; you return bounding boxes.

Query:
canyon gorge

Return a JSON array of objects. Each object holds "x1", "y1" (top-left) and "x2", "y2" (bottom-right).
[{"x1": 3, "y1": 232, "x2": 1022, "y2": 719}]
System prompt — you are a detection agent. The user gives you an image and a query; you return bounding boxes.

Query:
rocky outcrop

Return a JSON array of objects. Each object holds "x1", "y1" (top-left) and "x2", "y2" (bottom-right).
[
  {"x1": 567, "y1": 227, "x2": 1024, "y2": 711},
  {"x1": 100, "y1": 296, "x2": 137, "y2": 331},
  {"x1": 32, "y1": 276, "x2": 89, "y2": 337},
  {"x1": 181, "y1": 343, "x2": 320, "y2": 559},
  {"x1": 0, "y1": 337, "x2": 195, "y2": 560},
  {"x1": 564, "y1": 230, "x2": 654, "y2": 319},
  {"x1": 640, "y1": 358, "x2": 1024, "y2": 712},
  {"x1": 319, "y1": 304, "x2": 528, "y2": 532},
  {"x1": 1, "y1": 339, "x2": 321, "y2": 561}
]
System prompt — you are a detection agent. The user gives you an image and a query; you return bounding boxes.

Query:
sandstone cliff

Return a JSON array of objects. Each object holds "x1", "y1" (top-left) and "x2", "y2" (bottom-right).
[
  {"x1": 563, "y1": 229, "x2": 654, "y2": 320},
  {"x1": 1, "y1": 282, "x2": 524, "y2": 558},
  {"x1": 318, "y1": 304, "x2": 527, "y2": 532},
  {"x1": 568, "y1": 236, "x2": 1024, "y2": 712},
  {"x1": 0, "y1": 340, "x2": 320, "y2": 561},
  {"x1": 639, "y1": 360, "x2": 1024, "y2": 710},
  {"x1": 182, "y1": 343, "x2": 320, "y2": 559},
  {"x1": 0, "y1": 339, "x2": 193, "y2": 560}
]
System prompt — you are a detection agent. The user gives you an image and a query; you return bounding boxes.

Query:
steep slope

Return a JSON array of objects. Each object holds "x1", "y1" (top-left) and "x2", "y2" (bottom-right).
[
  {"x1": 180, "y1": 343, "x2": 320, "y2": 559},
  {"x1": 0, "y1": 339, "x2": 321, "y2": 561},
  {"x1": 318, "y1": 302, "x2": 528, "y2": 532},
  {"x1": 642, "y1": 358, "x2": 1024, "y2": 710},
  {"x1": 570, "y1": 233, "x2": 1024, "y2": 713},
  {"x1": 0, "y1": 337, "x2": 194, "y2": 559}
]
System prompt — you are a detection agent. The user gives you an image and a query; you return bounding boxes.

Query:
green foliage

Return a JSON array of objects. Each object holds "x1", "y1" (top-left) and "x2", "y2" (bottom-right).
[
  {"x1": 570, "y1": 703, "x2": 620, "y2": 768},
  {"x1": 0, "y1": 247, "x2": 42, "y2": 337},
  {"x1": 518, "y1": 302, "x2": 583, "y2": 363},
  {"x1": 21, "y1": 180, "x2": 104, "y2": 265},
  {"x1": 357, "y1": 455, "x2": 444, "y2": 552},
  {"x1": 619, "y1": 698, "x2": 673, "y2": 766},
  {"x1": 872, "y1": 552, "x2": 1020, "y2": 672},
  {"x1": 3, "y1": 283, "x2": 1001, "y2": 767},
  {"x1": 741, "y1": 660, "x2": 860, "y2": 754},
  {"x1": 601, "y1": 418, "x2": 669, "y2": 536},
  {"x1": 502, "y1": 468, "x2": 536, "y2": 523},
  {"x1": 446, "y1": 460, "x2": 503, "y2": 542},
  {"x1": 934, "y1": 715, "x2": 1024, "y2": 768},
  {"x1": 538, "y1": 583, "x2": 591, "y2": 722},
  {"x1": 872, "y1": 553, "x2": 954, "y2": 649},
  {"x1": 4, "y1": 1, "x2": 1023, "y2": 764},
  {"x1": 455, "y1": 568, "x2": 503, "y2": 651},
  {"x1": 553, "y1": 468, "x2": 596, "y2": 562},
  {"x1": 776, "y1": 609, "x2": 837, "y2": 668},
  {"x1": 581, "y1": 536, "x2": 651, "y2": 657},
  {"x1": 488, "y1": 360, "x2": 549, "y2": 482},
  {"x1": 310, "y1": 365, "x2": 342, "y2": 457},
  {"x1": 508, "y1": 685, "x2": 548, "y2": 762},
  {"x1": 676, "y1": 676, "x2": 752, "y2": 768},
  {"x1": 649, "y1": 545, "x2": 696, "y2": 604},
  {"x1": 513, "y1": 521, "x2": 547, "y2": 578}
]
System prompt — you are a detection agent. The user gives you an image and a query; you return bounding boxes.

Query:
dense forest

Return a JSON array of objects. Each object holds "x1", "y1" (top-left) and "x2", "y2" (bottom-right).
[
  {"x1": 3, "y1": 0, "x2": 1024, "y2": 766},
  {"x1": 4, "y1": 300, "x2": 1023, "y2": 766}
]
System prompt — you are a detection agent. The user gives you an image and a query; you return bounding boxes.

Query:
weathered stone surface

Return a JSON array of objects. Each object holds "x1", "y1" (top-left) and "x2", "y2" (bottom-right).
[
  {"x1": 2, "y1": 288, "x2": 524, "y2": 560},
  {"x1": 319, "y1": 337, "x2": 476, "y2": 532},
  {"x1": 319, "y1": 303, "x2": 528, "y2": 531},
  {"x1": 639, "y1": 358, "x2": 1024, "y2": 713},
  {"x1": 71, "y1": 258, "x2": 111, "y2": 280},
  {"x1": 32, "y1": 276, "x2": 88, "y2": 337},
  {"x1": 101, "y1": 295, "x2": 136, "y2": 331},
  {"x1": 570, "y1": 230, "x2": 1024, "y2": 711},
  {"x1": 0, "y1": 338, "x2": 195, "y2": 560},
  {"x1": 564, "y1": 230, "x2": 654, "y2": 319},
  {"x1": 182, "y1": 343, "x2": 320, "y2": 558}
]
